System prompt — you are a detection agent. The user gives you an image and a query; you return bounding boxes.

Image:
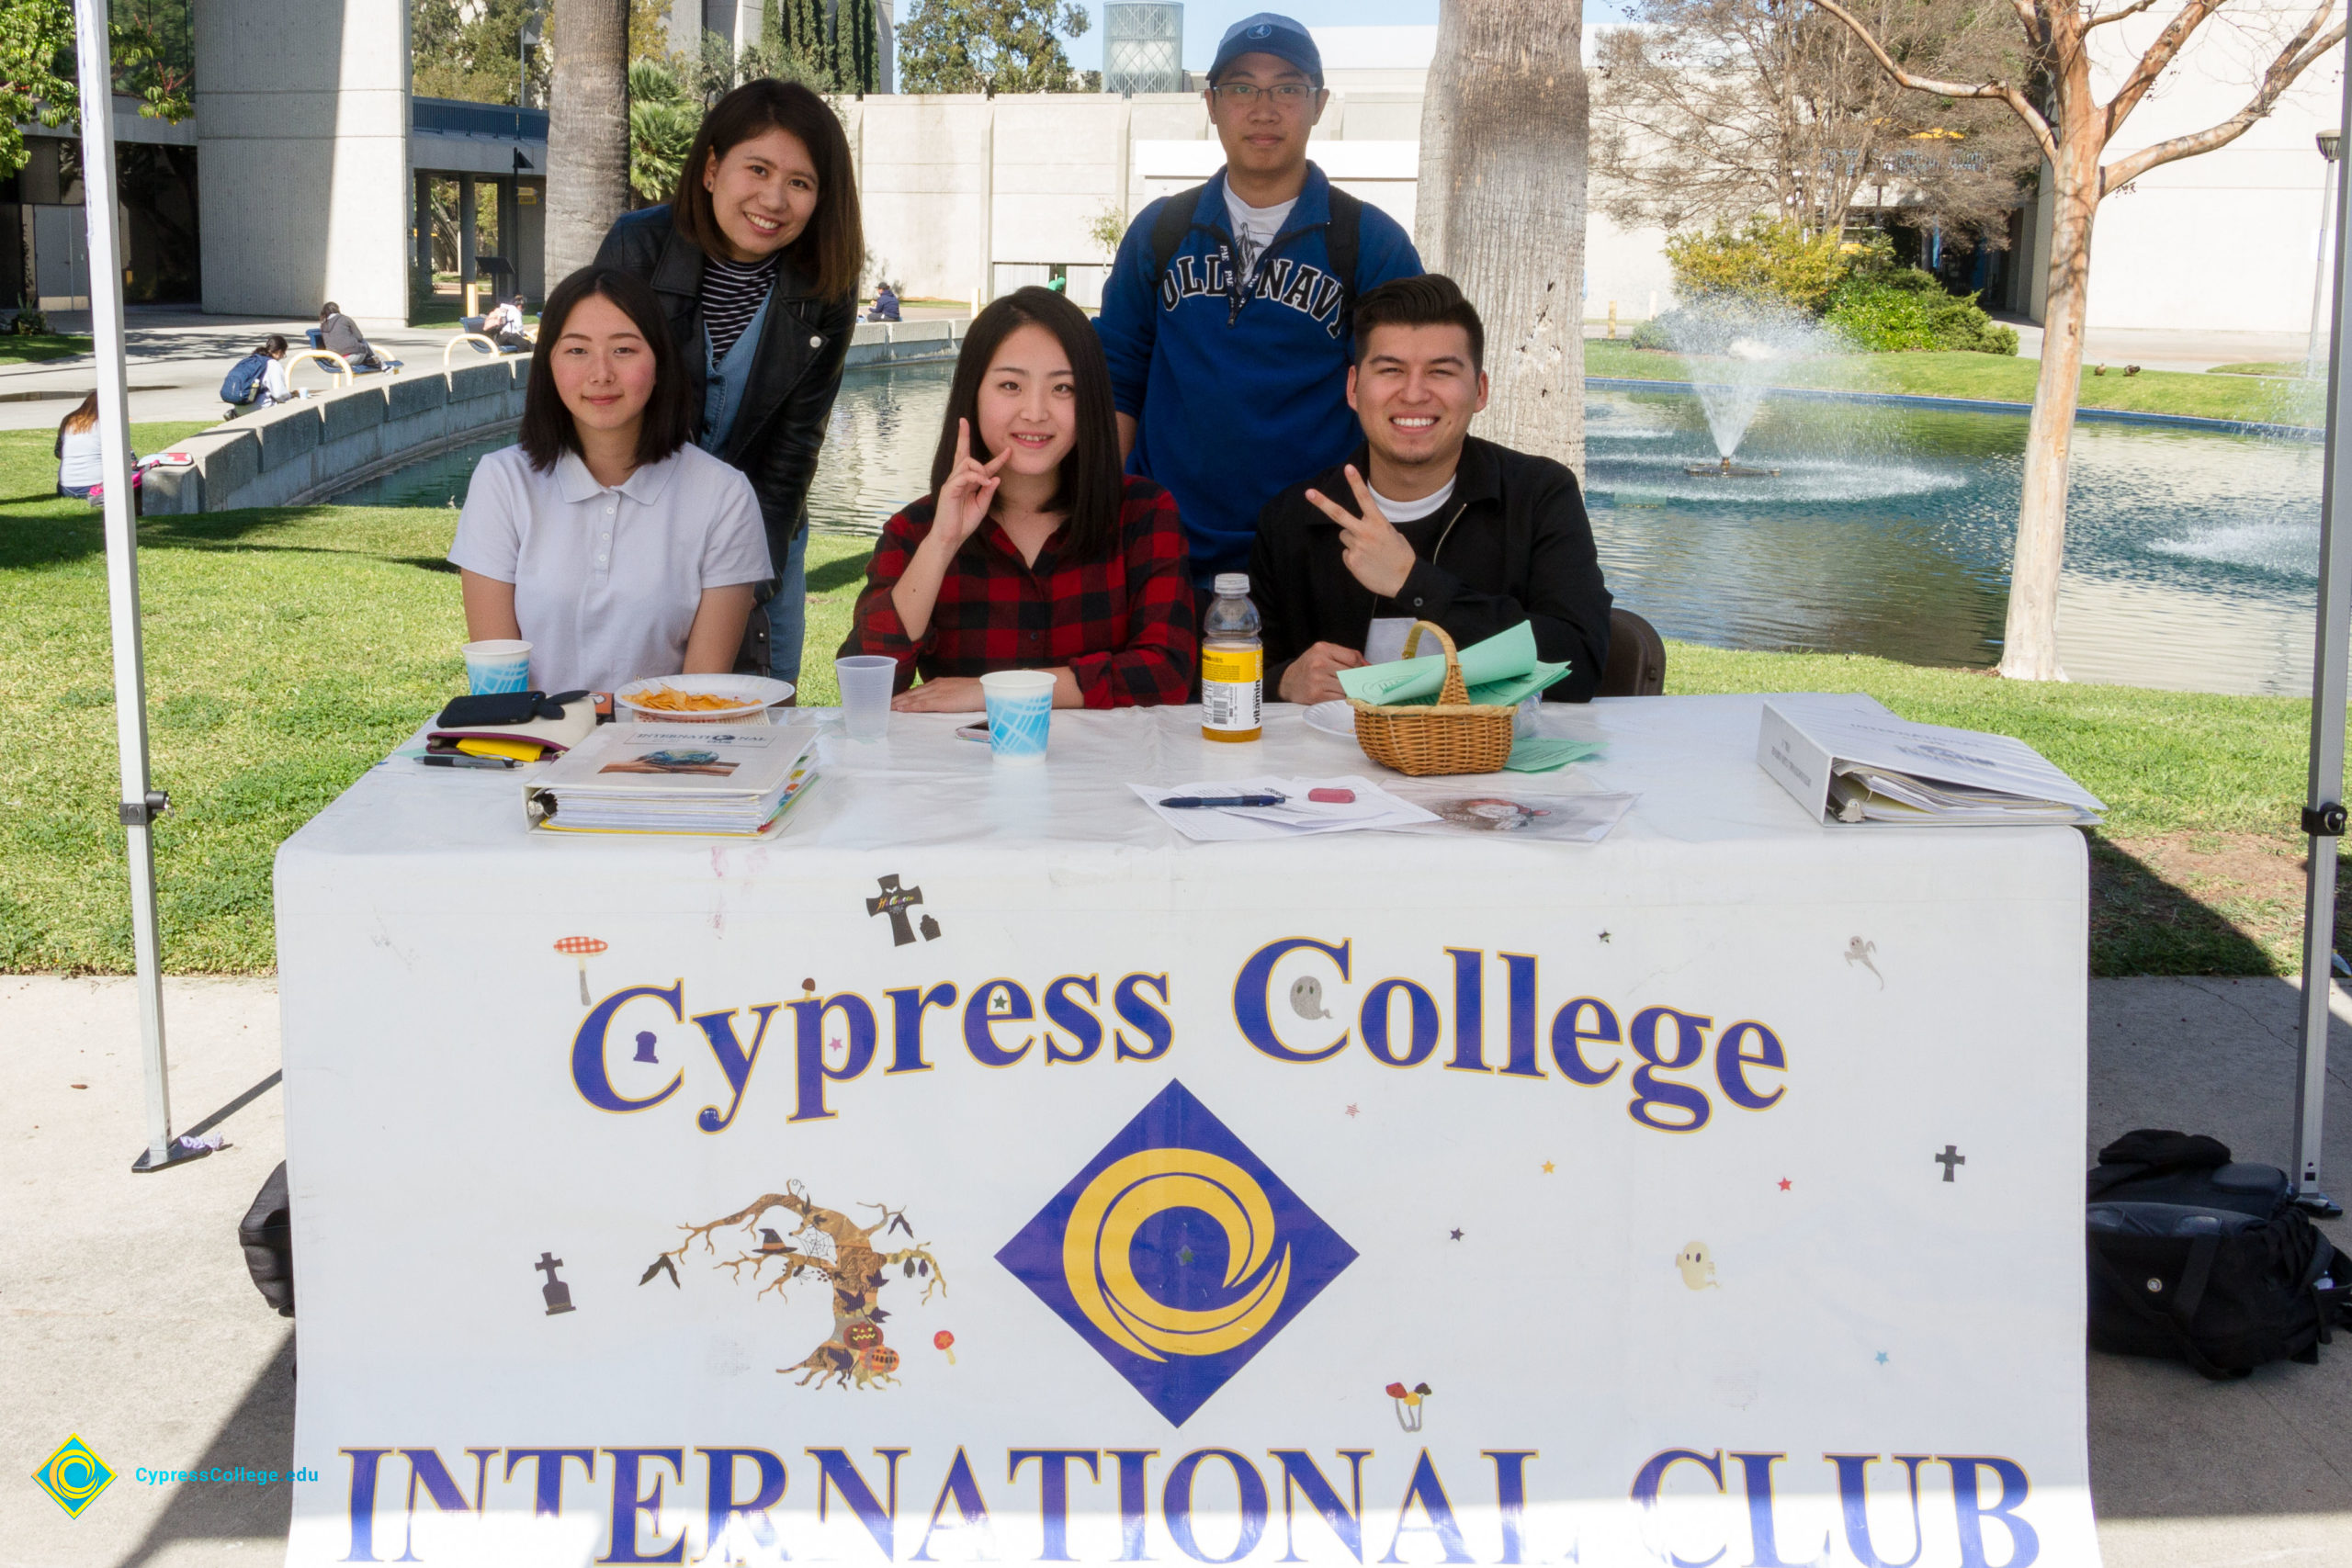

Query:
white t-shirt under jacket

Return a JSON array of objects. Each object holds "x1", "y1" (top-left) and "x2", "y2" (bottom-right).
[{"x1": 447, "y1": 442, "x2": 773, "y2": 694}]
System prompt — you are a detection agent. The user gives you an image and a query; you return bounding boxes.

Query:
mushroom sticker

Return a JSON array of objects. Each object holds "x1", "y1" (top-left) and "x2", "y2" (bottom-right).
[
  {"x1": 552, "y1": 936, "x2": 609, "y2": 1004},
  {"x1": 934, "y1": 1329, "x2": 957, "y2": 1365},
  {"x1": 1385, "y1": 1381, "x2": 1432, "y2": 1431}
]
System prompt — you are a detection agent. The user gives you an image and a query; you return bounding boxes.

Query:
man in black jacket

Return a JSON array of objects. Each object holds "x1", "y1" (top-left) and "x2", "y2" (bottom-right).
[{"x1": 1250, "y1": 275, "x2": 1611, "y2": 703}]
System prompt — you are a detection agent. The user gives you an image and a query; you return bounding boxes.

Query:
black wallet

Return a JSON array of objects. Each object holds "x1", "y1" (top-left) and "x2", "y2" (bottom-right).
[{"x1": 435, "y1": 690, "x2": 590, "y2": 728}]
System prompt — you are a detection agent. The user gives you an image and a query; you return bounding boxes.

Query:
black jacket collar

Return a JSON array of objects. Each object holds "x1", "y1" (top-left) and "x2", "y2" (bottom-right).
[{"x1": 1306, "y1": 435, "x2": 1504, "y2": 525}]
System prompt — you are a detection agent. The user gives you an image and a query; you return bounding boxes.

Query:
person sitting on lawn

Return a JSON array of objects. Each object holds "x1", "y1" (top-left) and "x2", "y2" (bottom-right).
[
  {"x1": 447, "y1": 266, "x2": 774, "y2": 695},
  {"x1": 842, "y1": 286, "x2": 1196, "y2": 711},
  {"x1": 1250, "y1": 273, "x2": 1612, "y2": 704},
  {"x1": 54, "y1": 390, "x2": 103, "y2": 499}
]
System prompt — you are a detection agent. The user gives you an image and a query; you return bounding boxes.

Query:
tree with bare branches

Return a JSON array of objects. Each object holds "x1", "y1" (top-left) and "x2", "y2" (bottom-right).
[
  {"x1": 645, "y1": 1181, "x2": 947, "y2": 1391},
  {"x1": 1416, "y1": 0, "x2": 1590, "y2": 472},
  {"x1": 1591, "y1": 0, "x2": 2034, "y2": 241},
  {"x1": 1813, "y1": 0, "x2": 2345, "y2": 679}
]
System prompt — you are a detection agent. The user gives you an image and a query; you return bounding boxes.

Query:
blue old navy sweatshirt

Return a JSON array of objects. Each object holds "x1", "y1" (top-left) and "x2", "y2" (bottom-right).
[{"x1": 1095, "y1": 164, "x2": 1422, "y2": 584}]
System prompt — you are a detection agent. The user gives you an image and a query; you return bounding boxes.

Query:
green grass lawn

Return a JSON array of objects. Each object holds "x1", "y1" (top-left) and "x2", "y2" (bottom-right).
[
  {"x1": 2206, "y1": 361, "x2": 2310, "y2": 378},
  {"x1": 0, "y1": 332, "x2": 95, "y2": 364},
  {"x1": 1585, "y1": 340, "x2": 2320, "y2": 425},
  {"x1": 2, "y1": 422, "x2": 2340, "y2": 976}
]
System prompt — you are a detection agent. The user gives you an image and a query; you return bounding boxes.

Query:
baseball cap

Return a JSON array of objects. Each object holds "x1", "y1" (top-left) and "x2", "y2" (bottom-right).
[{"x1": 1208, "y1": 13, "x2": 1324, "y2": 87}]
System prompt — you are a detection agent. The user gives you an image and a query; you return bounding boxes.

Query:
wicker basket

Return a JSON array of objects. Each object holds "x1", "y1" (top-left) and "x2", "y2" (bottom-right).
[{"x1": 1348, "y1": 621, "x2": 1517, "y2": 776}]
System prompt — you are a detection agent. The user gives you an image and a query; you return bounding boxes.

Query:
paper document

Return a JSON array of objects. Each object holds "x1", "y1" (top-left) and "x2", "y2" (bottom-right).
[
  {"x1": 1390, "y1": 789, "x2": 1638, "y2": 842},
  {"x1": 1131, "y1": 776, "x2": 1440, "y2": 842},
  {"x1": 1758, "y1": 694, "x2": 2104, "y2": 827}
]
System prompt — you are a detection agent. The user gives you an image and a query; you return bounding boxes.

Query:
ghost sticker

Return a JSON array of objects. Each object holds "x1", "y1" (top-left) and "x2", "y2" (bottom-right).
[
  {"x1": 1674, "y1": 1241, "x2": 1720, "y2": 1290},
  {"x1": 1290, "y1": 976, "x2": 1332, "y2": 1020}
]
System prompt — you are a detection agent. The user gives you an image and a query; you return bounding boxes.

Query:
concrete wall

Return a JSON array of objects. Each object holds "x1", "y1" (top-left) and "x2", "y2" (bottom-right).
[
  {"x1": 849, "y1": 88, "x2": 1673, "y2": 327},
  {"x1": 145, "y1": 360, "x2": 526, "y2": 514},
  {"x1": 195, "y1": 0, "x2": 412, "y2": 326},
  {"x1": 2064, "y1": 1, "x2": 2348, "y2": 334}
]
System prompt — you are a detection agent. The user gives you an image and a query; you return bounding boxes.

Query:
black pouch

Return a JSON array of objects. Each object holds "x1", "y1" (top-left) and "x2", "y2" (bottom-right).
[
  {"x1": 435, "y1": 690, "x2": 591, "y2": 728},
  {"x1": 238, "y1": 1161, "x2": 294, "y2": 1317}
]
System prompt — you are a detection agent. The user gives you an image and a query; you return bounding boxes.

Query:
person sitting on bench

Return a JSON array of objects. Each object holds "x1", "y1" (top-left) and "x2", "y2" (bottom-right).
[
  {"x1": 483, "y1": 294, "x2": 533, "y2": 352},
  {"x1": 319, "y1": 301, "x2": 390, "y2": 371}
]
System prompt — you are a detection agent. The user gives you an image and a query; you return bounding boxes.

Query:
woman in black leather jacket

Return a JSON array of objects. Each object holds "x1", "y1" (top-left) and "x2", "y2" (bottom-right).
[{"x1": 595, "y1": 79, "x2": 862, "y2": 684}]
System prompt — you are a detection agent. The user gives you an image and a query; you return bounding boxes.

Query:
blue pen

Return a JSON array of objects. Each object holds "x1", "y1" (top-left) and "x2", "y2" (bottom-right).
[{"x1": 1159, "y1": 793, "x2": 1287, "y2": 808}]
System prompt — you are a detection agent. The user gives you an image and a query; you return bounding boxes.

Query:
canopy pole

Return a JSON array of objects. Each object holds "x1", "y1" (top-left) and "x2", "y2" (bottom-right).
[
  {"x1": 2290, "y1": 41, "x2": 2352, "y2": 1219},
  {"x1": 71, "y1": 0, "x2": 199, "y2": 1175}
]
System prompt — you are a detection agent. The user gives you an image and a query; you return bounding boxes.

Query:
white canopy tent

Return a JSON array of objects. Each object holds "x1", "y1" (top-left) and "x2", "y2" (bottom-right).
[{"x1": 72, "y1": 0, "x2": 201, "y2": 1175}]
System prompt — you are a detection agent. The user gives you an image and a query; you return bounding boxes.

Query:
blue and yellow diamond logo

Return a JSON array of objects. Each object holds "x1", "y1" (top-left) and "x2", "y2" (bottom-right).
[
  {"x1": 998, "y1": 1079, "x2": 1356, "y2": 1425},
  {"x1": 33, "y1": 1435, "x2": 114, "y2": 1517}
]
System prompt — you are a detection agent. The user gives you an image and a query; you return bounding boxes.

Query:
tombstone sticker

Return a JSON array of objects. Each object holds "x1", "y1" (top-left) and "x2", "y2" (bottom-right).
[
  {"x1": 866, "y1": 874, "x2": 942, "y2": 947},
  {"x1": 535, "y1": 1252, "x2": 577, "y2": 1315}
]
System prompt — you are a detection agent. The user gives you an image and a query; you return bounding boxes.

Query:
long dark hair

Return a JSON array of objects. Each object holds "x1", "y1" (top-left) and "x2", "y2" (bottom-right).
[
  {"x1": 59, "y1": 389, "x2": 98, "y2": 435},
  {"x1": 517, "y1": 267, "x2": 695, "y2": 473},
  {"x1": 929, "y1": 287, "x2": 1125, "y2": 564},
  {"x1": 671, "y1": 79, "x2": 863, "y2": 302}
]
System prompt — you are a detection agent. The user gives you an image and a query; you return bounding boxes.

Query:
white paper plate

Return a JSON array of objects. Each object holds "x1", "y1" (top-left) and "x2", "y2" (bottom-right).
[
  {"x1": 614, "y1": 674, "x2": 796, "y2": 724},
  {"x1": 1303, "y1": 699, "x2": 1357, "y2": 739}
]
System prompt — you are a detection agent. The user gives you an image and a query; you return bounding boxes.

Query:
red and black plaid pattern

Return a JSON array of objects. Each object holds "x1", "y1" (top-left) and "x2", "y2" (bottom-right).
[{"x1": 846, "y1": 477, "x2": 1198, "y2": 708}]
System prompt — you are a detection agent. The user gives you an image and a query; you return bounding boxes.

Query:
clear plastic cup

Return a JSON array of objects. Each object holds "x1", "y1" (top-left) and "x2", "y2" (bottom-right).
[
  {"x1": 835, "y1": 655, "x2": 896, "y2": 741},
  {"x1": 979, "y1": 670, "x2": 1056, "y2": 764},
  {"x1": 460, "y1": 638, "x2": 532, "y2": 694}
]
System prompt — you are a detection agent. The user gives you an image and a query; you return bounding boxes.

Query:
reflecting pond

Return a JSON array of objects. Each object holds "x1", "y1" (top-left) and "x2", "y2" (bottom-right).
[{"x1": 330, "y1": 360, "x2": 2329, "y2": 696}]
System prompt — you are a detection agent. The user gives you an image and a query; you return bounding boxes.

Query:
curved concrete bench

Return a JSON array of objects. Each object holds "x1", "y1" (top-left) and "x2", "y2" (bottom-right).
[{"x1": 144, "y1": 358, "x2": 529, "y2": 514}]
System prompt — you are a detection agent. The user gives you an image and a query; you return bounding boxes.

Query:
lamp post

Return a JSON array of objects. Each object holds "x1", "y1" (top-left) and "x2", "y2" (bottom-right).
[
  {"x1": 2308, "y1": 130, "x2": 2341, "y2": 378},
  {"x1": 519, "y1": 4, "x2": 545, "y2": 116}
]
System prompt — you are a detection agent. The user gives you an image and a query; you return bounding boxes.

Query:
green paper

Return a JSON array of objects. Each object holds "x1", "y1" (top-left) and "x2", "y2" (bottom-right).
[
  {"x1": 1466, "y1": 662, "x2": 1573, "y2": 706},
  {"x1": 1337, "y1": 622, "x2": 1548, "y2": 705},
  {"x1": 1504, "y1": 737, "x2": 1605, "y2": 773}
]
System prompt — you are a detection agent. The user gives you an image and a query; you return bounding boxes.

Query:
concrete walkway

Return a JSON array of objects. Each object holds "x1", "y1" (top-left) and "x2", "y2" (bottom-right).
[
  {"x1": 0, "y1": 308, "x2": 489, "y2": 432},
  {"x1": 3, "y1": 973, "x2": 2346, "y2": 1567},
  {"x1": 1989, "y1": 315, "x2": 2312, "y2": 375}
]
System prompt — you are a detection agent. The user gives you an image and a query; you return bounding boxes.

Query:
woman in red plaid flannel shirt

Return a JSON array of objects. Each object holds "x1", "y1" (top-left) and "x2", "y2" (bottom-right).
[{"x1": 842, "y1": 287, "x2": 1197, "y2": 709}]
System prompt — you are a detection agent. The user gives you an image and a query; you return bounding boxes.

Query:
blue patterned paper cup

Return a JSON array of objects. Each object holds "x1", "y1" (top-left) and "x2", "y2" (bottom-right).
[
  {"x1": 980, "y1": 670, "x2": 1055, "y2": 764},
  {"x1": 460, "y1": 638, "x2": 532, "y2": 694}
]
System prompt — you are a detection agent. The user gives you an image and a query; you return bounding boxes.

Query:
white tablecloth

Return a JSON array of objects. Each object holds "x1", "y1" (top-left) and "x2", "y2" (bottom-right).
[{"x1": 275, "y1": 697, "x2": 2096, "y2": 1568}]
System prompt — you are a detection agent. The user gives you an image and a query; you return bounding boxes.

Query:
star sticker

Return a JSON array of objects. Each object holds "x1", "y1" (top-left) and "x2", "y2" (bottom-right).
[
  {"x1": 828, "y1": 1036, "x2": 844, "y2": 1054},
  {"x1": 1177, "y1": 1247, "x2": 1193, "y2": 1265},
  {"x1": 1344, "y1": 1103, "x2": 1360, "y2": 1118},
  {"x1": 1448, "y1": 1228, "x2": 1464, "y2": 1241},
  {"x1": 1541, "y1": 1161, "x2": 1556, "y2": 1174},
  {"x1": 1875, "y1": 1352, "x2": 1889, "y2": 1365},
  {"x1": 1598, "y1": 930, "x2": 1611, "y2": 943},
  {"x1": 1778, "y1": 1178, "x2": 1792, "y2": 1191}
]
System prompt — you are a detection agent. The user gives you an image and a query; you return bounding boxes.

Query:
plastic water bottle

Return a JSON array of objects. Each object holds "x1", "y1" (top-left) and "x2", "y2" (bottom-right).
[{"x1": 1201, "y1": 572, "x2": 1263, "y2": 743}]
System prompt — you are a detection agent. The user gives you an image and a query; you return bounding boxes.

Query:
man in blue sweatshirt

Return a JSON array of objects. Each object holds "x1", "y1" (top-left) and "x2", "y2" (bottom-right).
[{"x1": 1096, "y1": 13, "x2": 1423, "y2": 588}]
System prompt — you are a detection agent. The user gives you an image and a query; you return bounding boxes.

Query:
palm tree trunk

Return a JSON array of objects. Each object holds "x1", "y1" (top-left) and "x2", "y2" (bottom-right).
[
  {"x1": 547, "y1": 0, "x2": 633, "y2": 283},
  {"x1": 1413, "y1": 0, "x2": 1589, "y2": 474},
  {"x1": 1998, "y1": 117, "x2": 2102, "y2": 681}
]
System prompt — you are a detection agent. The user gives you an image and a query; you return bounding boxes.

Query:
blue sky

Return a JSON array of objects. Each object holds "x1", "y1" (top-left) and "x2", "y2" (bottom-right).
[{"x1": 1056, "y1": 3, "x2": 1634, "y2": 71}]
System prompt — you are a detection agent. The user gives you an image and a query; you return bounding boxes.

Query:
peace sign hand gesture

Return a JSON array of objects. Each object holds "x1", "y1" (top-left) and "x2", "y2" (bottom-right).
[
  {"x1": 1304, "y1": 464, "x2": 1419, "y2": 600},
  {"x1": 928, "y1": 418, "x2": 1011, "y2": 555}
]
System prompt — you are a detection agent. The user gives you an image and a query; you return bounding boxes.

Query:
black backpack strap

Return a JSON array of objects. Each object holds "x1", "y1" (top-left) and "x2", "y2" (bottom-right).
[
  {"x1": 1325, "y1": 185, "x2": 1363, "y2": 320},
  {"x1": 2089, "y1": 1239, "x2": 2239, "y2": 1380},
  {"x1": 1149, "y1": 184, "x2": 1210, "y2": 290}
]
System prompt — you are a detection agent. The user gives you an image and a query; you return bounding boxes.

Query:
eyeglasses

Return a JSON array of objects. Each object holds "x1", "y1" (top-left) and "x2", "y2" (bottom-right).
[{"x1": 1213, "y1": 82, "x2": 1317, "y2": 106}]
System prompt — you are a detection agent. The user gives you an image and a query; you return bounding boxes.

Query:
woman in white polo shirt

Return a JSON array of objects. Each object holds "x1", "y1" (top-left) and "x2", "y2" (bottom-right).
[{"x1": 448, "y1": 266, "x2": 773, "y2": 694}]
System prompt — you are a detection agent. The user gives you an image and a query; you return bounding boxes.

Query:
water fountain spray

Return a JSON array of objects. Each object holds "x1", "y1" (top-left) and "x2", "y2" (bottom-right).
[{"x1": 1660, "y1": 296, "x2": 1841, "y2": 478}]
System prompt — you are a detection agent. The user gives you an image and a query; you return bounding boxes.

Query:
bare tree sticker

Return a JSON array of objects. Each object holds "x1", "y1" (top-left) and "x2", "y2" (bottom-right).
[{"x1": 644, "y1": 1181, "x2": 946, "y2": 1390}]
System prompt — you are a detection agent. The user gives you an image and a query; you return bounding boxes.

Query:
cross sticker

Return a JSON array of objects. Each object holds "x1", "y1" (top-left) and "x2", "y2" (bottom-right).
[
  {"x1": 535, "y1": 1252, "x2": 564, "y2": 1283},
  {"x1": 1935, "y1": 1145, "x2": 1966, "y2": 1182},
  {"x1": 865, "y1": 874, "x2": 926, "y2": 946}
]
